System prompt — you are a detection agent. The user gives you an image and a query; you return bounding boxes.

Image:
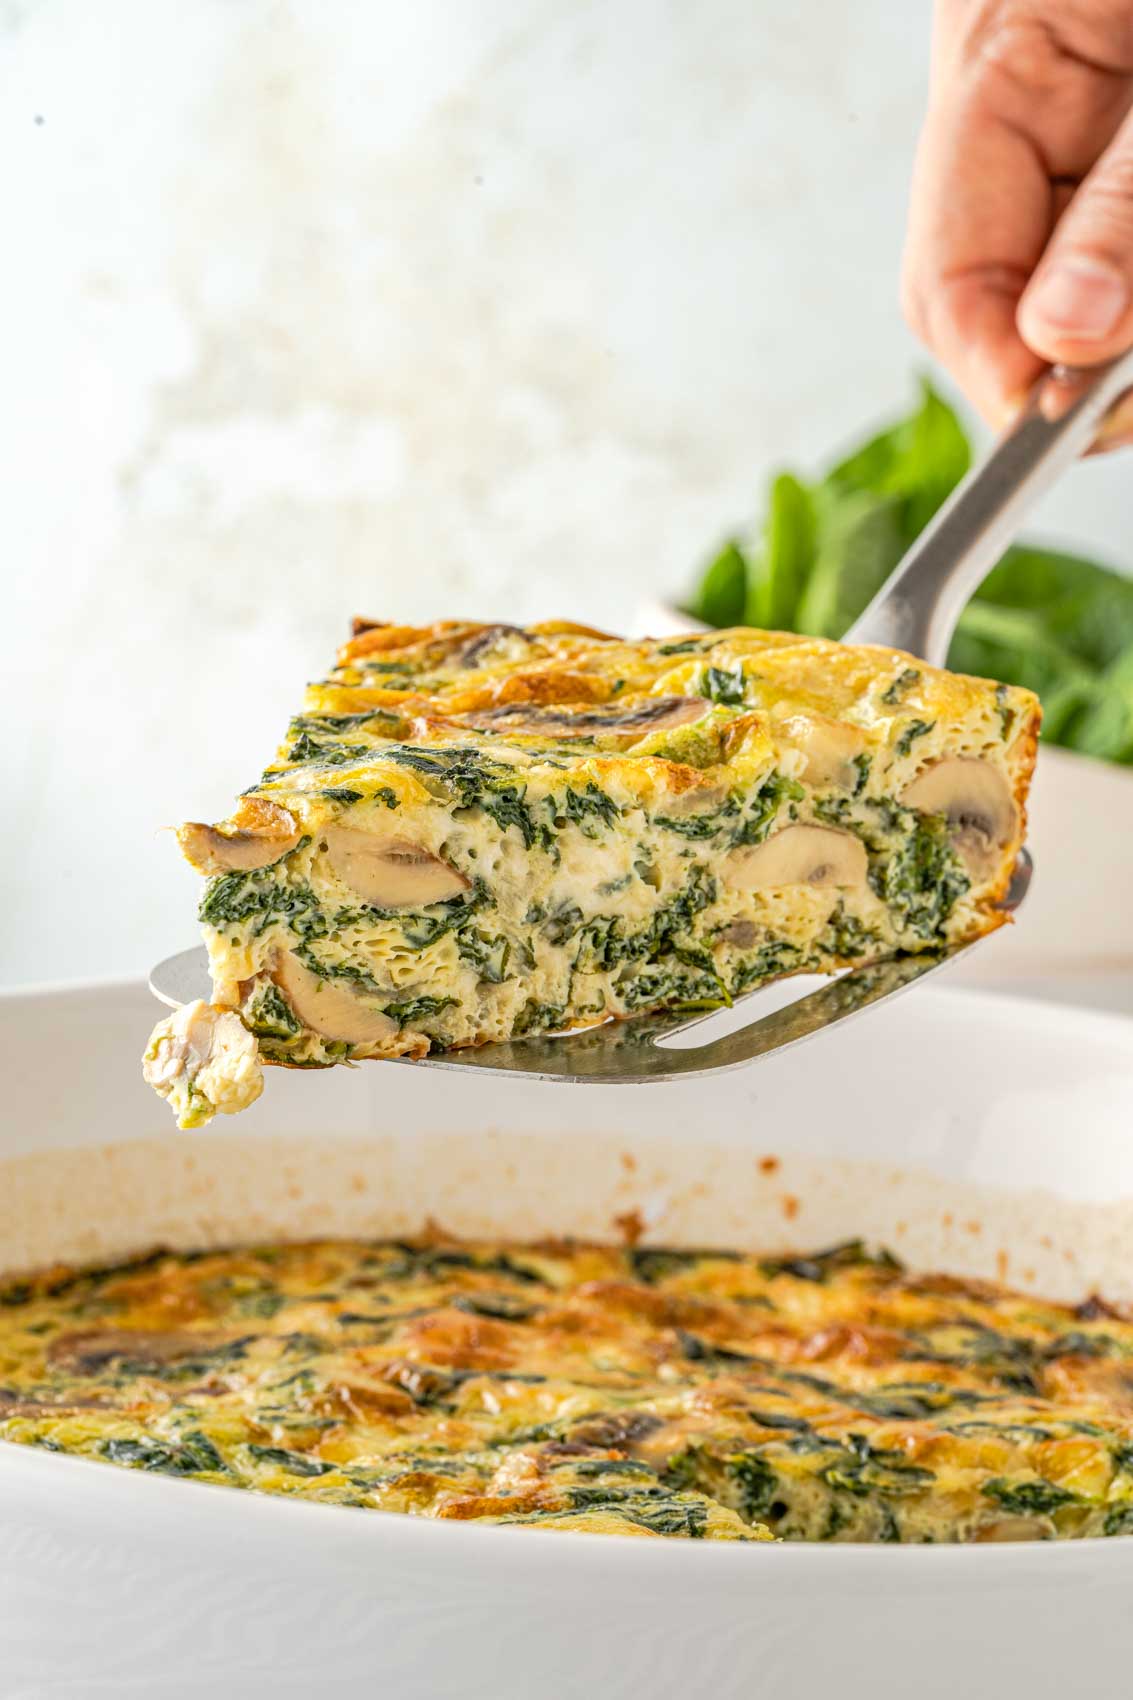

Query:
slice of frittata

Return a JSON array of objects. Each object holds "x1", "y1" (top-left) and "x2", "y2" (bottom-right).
[{"x1": 144, "y1": 619, "x2": 1039, "y2": 1127}]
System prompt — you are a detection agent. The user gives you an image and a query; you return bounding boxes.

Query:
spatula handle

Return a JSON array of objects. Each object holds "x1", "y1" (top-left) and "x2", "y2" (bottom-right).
[{"x1": 846, "y1": 349, "x2": 1133, "y2": 667}]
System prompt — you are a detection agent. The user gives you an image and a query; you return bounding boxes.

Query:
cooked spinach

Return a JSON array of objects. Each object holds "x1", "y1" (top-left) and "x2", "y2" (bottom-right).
[
  {"x1": 653, "y1": 774, "x2": 804, "y2": 846},
  {"x1": 628, "y1": 1245, "x2": 739, "y2": 1283},
  {"x1": 820, "y1": 1433, "x2": 935, "y2": 1498},
  {"x1": 288, "y1": 711, "x2": 400, "y2": 735},
  {"x1": 725, "y1": 1453, "x2": 781, "y2": 1521},
  {"x1": 881, "y1": 667, "x2": 922, "y2": 707},
  {"x1": 512, "y1": 1000, "x2": 567, "y2": 1035},
  {"x1": 553, "y1": 782, "x2": 621, "y2": 837},
  {"x1": 284, "y1": 733, "x2": 372, "y2": 768},
  {"x1": 982, "y1": 1478, "x2": 1079, "y2": 1516},
  {"x1": 873, "y1": 815, "x2": 970, "y2": 941},
  {"x1": 894, "y1": 719, "x2": 935, "y2": 758},
  {"x1": 652, "y1": 799, "x2": 740, "y2": 839},
  {"x1": 761, "y1": 1240, "x2": 901, "y2": 1282},
  {"x1": 730, "y1": 772, "x2": 805, "y2": 847},
  {"x1": 199, "y1": 863, "x2": 318, "y2": 932},
  {"x1": 730, "y1": 941, "x2": 803, "y2": 996},
  {"x1": 819, "y1": 903, "x2": 881, "y2": 960},
  {"x1": 378, "y1": 746, "x2": 542, "y2": 848},
  {"x1": 247, "y1": 1444, "x2": 334, "y2": 1478},
  {"x1": 246, "y1": 983, "x2": 301, "y2": 1040},
  {"x1": 456, "y1": 927, "x2": 523, "y2": 983},
  {"x1": 699, "y1": 664, "x2": 747, "y2": 706},
  {"x1": 102, "y1": 1433, "x2": 226, "y2": 1475},
  {"x1": 382, "y1": 995, "x2": 458, "y2": 1027}
]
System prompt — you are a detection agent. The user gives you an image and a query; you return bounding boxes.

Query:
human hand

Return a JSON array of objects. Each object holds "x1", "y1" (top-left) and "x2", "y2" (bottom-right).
[{"x1": 902, "y1": 0, "x2": 1133, "y2": 449}]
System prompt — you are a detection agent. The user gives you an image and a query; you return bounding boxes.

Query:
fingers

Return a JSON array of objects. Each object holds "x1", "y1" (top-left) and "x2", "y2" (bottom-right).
[
  {"x1": 901, "y1": 94, "x2": 1051, "y2": 425},
  {"x1": 1017, "y1": 107, "x2": 1133, "y2": 368},
  {"x1": 904, "y1": 3, "x2": 1133, "y2": 428}
]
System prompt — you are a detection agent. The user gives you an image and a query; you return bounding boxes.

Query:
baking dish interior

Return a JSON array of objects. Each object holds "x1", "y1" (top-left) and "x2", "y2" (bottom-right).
[{"x1": 4, "y1": 978, "x2": 1132, "y2": 1302}]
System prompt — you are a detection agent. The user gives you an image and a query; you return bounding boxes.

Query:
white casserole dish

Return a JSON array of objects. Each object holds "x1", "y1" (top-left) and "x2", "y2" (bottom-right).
[{"x1": 3, "y1": 977, "x2": 1133, "y2": 1700}]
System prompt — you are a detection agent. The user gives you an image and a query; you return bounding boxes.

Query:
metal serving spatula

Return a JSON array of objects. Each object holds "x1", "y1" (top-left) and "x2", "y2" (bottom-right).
[{"x1": 151, "y1": 350, "x2": 1133, "y2": 1082}]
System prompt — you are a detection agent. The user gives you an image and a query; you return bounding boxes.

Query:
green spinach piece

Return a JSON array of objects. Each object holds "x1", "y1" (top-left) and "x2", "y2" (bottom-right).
[
  {"x1": 247, "y1": 1444, "x2": 335, "y2": 1478},
  {"x1": 699, "y1": 664, "x2": 747, "y2": 706},
  {"x1": 383, "y1": 995, "x2": 457, "y2": 1027},
  {"x1": 199, "y1": 862, "x2": 317, "y2": 933},
  {"x1": 894, "y1": 718, "x2": 935, "y2": 757},
  {"x1": 982, "y1": 1478, "x2": 1079, "y2": 1517},
  {"x1": 881, "y1": 667, "x2": 921, "y2": 707},
  {"x1": 873, "y1": 815, "x2": 969, "y2": 941},
  {"x1": 246, "y1": 983, "x2": 301, "y2": 1040},
  {"x1": 554, "y1": 782, "x2": 621, "y2": 837},
  {"x1": 102, "y1": 1433, "x2": 227, "y2": 1476}
]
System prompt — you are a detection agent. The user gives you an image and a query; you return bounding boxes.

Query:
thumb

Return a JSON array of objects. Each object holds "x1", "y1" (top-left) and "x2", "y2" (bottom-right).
[{"x1": 1017, "y1": 112, "x2": 1133, "y2": 368}]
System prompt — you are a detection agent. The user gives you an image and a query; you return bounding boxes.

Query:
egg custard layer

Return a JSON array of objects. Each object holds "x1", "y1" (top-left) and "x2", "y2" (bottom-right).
[
  {"x1": 3, "y1": 1236, "x2": 1133, "y2": 1543},
  {"x1": 144, "y1": 620, "x2": 1039, "y2": 1127}
]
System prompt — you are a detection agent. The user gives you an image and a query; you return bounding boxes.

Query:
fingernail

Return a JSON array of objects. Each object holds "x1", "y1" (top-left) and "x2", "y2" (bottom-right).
[{"x1": 1024, "y1": 257, "x2": 1128, "y2": 341}]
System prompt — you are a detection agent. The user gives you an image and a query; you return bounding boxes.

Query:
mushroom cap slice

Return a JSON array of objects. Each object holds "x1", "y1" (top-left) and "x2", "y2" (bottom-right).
[
  {"x1": 179, "y1": 798, "x2": 300, "y2": 874},
  {"x1": 273, "y1": 953, "x2": 398, "y2": 1047},
  {"x1": 323, "y1": 829, "x2": 470, "y2": 909},
  {"x1": 726, "y1": 824, "x2": 868, "y2": 890},
  {"x1": 899, "y1": 757, "x2": 1018, "y2": 880},
  {"x1": 455, "y1": 697, "x2": 708, "y2": 741},
  {"x1": 775, "y1": 712, "x2": 866, "y2": 790}
]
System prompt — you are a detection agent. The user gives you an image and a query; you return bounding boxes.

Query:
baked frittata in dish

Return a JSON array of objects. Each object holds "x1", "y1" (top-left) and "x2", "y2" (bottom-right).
[
  {"x1": 3, "y1": 1235, "x2": 1132, "y2": 1543},
  {"x1": 144, "y1": 620, "x2": 1039, "y2": 1127}
]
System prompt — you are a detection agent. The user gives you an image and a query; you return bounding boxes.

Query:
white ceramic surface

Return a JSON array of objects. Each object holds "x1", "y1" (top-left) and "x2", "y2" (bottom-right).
[{"x1": 2, "y1": 978, "x2": 1133, "y2": 1698}]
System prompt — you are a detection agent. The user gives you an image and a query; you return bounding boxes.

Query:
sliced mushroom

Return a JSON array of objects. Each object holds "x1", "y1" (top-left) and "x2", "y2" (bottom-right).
[
  {"x1": 899, "y1": 757, "x2": 1018, "y2": 881},
  {"x1": 323, "y1": 829, "x2": 470, "y2": 908},
  {"x1": 449, "y1": 623, "x2": 534, "y2": 668},
  {"x1": 457, "y1": 696, "x2": 708, "y2": 740},
  {"x1": 775, "y1": 712, "x2": 866, "y2": 790},
  {"x1": 727, "y1": 825, "x2": 868, "y2": 890},
  {"x1": 178, "y1": 798, "x2": 300, "y2": 874},
  {"x1": 719, "y1": 919, "x2": 758, "y2": 948},
  {"x1": 273, "y1": 952, "x2": 398, "y2": 1047}
]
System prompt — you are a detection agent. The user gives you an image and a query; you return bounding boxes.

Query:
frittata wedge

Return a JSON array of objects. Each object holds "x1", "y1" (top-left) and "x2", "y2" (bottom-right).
[{"x1": 144, "y1": 620, "x2": 1039, "y2": 1127}]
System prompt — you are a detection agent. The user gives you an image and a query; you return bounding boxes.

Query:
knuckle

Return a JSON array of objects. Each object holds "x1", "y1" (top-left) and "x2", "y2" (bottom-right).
[{"x1": 956, "y1": 6, "x2": 1098, "y2": 115}]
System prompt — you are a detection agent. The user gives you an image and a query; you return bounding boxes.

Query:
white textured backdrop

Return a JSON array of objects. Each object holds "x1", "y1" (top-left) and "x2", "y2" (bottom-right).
[{"x1": 2, "y1": 0, "x2": 1130, "y2": 984}]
